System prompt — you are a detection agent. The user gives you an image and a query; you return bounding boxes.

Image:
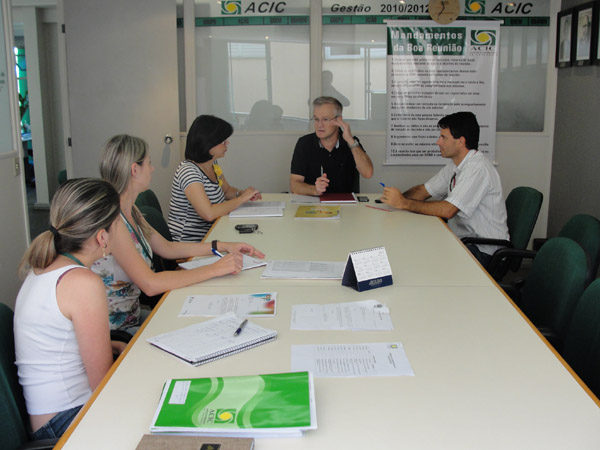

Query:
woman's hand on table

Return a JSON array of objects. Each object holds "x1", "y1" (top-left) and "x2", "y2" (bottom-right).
[{"x1": 222, "y1": 242, "x2": 265, "y2": 259}]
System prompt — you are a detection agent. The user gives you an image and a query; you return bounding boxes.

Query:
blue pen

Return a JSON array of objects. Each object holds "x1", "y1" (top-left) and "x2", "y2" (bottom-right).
[
  {"x1": 211, "y1": 248, "x2": 225, "y2": 258},
  {"x1": 380, "y1": 182, "x2": 386, "y2": 187}
]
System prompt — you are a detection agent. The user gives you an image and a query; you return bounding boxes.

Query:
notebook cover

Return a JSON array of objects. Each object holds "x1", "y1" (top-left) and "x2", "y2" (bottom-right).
[
  {"x1": 136, "y1": 434, "x2": 254, "y2": 450},
  {"x1": 150, "y1": 372, "x2": 316, "y2": 434},
  {"x1": 319, "y1": 192, "x2": 357, "y2": 203},
  {"x1": 294, "y1": 205, "x2": 340, "y2": 219}
]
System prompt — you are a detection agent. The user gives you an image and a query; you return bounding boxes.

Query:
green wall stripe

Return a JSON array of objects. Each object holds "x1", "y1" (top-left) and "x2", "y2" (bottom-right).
[{"x1": 177, "y1": 15, "x2": 549, "y2": 28}]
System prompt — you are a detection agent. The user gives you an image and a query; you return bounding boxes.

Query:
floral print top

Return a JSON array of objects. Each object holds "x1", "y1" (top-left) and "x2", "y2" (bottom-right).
[{"x1": 91, "y1": 213, "x2": 152, "y2": 331}]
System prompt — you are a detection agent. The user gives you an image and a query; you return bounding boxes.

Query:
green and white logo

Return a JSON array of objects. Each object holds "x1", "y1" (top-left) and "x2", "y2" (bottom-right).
[
  {"x1": 221, "y1": 0, "x2": 242, "y2": 15},
  {"x1": 470, "y1": 30, "x2": 496, "y2": 46},
  {"x1": 465, "y1": 0, "x2": 485, "y2": 15},
  {"x1": 215, "y1": 409, "x2": 237, "y2": 423}
]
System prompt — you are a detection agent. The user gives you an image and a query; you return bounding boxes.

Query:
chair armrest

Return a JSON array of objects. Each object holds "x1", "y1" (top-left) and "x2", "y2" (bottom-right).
[
  {"x1": 537, "y1": 326, "x2": 563, "y2": 352},
  {"x1": 461, "y1": 237, "x2": 512, "y2": 248},
  {"x1": 498, "y1": 282, "x2": 522, "y2": 304},
  {"x1": 110, "y1": 330, "x2": 132, "y2": 343},
  {"x1": 18, "y1": 438, "x2": 58, "y2": 450},
  {"x1": 488, "y1": 248, "x2": 537, "y2": 279}
]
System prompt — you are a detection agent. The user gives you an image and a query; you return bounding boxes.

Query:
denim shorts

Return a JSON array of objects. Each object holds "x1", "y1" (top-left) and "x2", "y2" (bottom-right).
[{"x1": 31, "y1": 404, "x2": 83, "y2": 440}]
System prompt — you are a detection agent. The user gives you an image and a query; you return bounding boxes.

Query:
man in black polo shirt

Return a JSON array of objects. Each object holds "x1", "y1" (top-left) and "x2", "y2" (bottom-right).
[{"x1": 290, "y1": 97, "x2": 373, "y2": 195}]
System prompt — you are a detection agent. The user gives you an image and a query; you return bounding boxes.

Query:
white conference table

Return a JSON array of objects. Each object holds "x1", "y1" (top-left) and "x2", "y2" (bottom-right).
[
  {"x1": 199, "y1": 194, "x2": 492, "y2": 288},
  {"x1": 55, "y1": 194, "x2": 600, "y2": 450}
]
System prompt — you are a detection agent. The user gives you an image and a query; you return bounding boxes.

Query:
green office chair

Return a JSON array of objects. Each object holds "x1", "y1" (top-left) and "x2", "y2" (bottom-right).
[
  {"x1": 463, "y1": 186, "x2": 543, "y2": 281},
  {"x1": 0, "y1": 303, "x2": 57, "y2": 450},
  {"x1": 57, "y1": 169, "x2": 67, "y2": 186},
  {"x1": 138, "y1": 206, "x2": 176, "y2": 308},
  {"x1": 135, "y1": 189, "x2": 163, "y2": 214},
  {"x1": 562, "y1": 278, "x2": 600, "y2": 399},
  {"x1": 500, "y1": 214, "x2": 600, "y2": 287},
  {"x1": 138, "y1": 205, "x2": 172, "y2": 244},
  {"x1": 558, "y1": 214, "x2": 600, "y2": 285},
  {"x1": 503, "y1": 237, "x2": 587, "y2": 352}
]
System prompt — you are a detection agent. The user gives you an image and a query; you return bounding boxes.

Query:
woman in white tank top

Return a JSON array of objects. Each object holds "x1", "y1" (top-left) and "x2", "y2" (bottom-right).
[{"x1": 15, "y1": 178, "x2": 121, "y2": 439}]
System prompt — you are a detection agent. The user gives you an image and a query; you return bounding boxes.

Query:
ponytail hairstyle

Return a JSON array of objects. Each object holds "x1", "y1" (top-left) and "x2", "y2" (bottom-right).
[
  {"x1": 18, "y1": 178, "x2": 120, "y2": 278},
  {"x1": 99, "y1": 134, "x2": 152, "y2": 238}
]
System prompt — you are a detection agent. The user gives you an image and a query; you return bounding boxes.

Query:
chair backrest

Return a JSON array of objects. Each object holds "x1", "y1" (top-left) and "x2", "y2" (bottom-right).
[
  {"x1": 562, "y1": 278, "x2": 600, "y2": 399},
  {"x1": 521, "y1": 237, "x2": 587, "y2": 343},
  {"x1": 138, "y1": 206, "x2": 177, "y2": 273},
  {"x1": 0, "y1": 303, "x2": 29, "y2": 450},
  {"x1": 135, "y1": 189, "x2": 162, "y2": 214},
  {"x1": 138, "y1": 205, "x2": 171, "y2": 242},
  {"x1": 559, "y1": 214, "x2": 600, "y2": 285},
  {"x1": 505, "y1": 186, "x2": 543, "y2": 251}
]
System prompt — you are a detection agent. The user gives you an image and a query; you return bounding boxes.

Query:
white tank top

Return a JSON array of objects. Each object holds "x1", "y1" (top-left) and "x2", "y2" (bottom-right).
[{"x1": 14, "y1": 265, "x2": 92, "y2": 415}]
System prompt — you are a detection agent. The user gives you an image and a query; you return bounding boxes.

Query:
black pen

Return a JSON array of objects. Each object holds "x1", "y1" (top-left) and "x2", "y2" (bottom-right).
[{"x1": 233, "y1": 319, "x2": 248, "y2": 337}]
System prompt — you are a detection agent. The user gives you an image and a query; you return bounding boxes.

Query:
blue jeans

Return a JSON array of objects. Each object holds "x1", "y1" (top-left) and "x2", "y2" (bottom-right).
[
  {"x1": 31, "y1": 404, "x2": 82, "y2": 440},
  {"x1": 465, "y1": 243, "x2": 492, "y2": 267}
]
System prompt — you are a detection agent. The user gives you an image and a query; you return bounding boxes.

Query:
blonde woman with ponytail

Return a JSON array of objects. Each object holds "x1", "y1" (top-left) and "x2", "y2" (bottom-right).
[
  {"x1": 14, "y1": 178, "x2": 120, "y2": 439},
  {"x1": 94, "y1": 135, "x2": 264, "y2": 334}
]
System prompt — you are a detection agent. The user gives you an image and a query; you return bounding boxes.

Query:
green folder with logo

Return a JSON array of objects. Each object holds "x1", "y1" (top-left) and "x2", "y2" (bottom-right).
[{"x1": 150, "y1": 372, "x2": 316, "y2": 438}]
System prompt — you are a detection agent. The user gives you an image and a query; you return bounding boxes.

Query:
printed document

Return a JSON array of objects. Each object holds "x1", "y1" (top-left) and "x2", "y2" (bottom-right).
[
  {"x1": 179, "y1": 292, "x2": 277, "y2": 317},
  {"x1": 291, "y1": 342, "x2": 414, "y2": 377},
  {"x1": 291, "y1": 300, "x2": 392, "y2": 330},
  {"x1": 290, "y1": 194, "x2": 320, "y2": 204},
  {"x1": 260, "y1": 260, "x2": 345, "y2": 279}
]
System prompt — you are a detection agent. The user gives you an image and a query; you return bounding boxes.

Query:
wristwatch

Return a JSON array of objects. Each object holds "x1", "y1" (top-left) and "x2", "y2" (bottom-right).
[
  {"x1": 211, "y1": 240, "x2": 218, "y2": 252},
  {"x1": 349, "y1": 139, "x2": 360, "y2": 149}
]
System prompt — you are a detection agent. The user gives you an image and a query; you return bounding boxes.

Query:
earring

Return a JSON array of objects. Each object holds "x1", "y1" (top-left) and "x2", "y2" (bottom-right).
[{"x1": 103, "y1": 243, "x2": 107, "y2": 258}]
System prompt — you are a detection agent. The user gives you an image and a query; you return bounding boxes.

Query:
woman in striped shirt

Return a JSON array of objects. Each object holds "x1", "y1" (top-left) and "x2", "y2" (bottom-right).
[{"x1": 168, "y1": 115, "x2": 261, "y2": 242}]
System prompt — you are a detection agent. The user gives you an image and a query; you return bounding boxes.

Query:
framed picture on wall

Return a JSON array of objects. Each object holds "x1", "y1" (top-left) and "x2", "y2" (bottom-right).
[
  {"x1": 574, "y1": 2, "x2": 597, "y2": 65},
  {"x1": 596, "y1": 1, "x2": 600, "y2": 65},
  {"x1": 556, "y1": 8, "x2": 575, "y2": 67}
]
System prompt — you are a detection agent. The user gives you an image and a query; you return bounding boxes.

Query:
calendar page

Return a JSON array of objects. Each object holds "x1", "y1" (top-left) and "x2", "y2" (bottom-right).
[{"x1": 349, "y1": 247, "x2": 392, "y2": 282}]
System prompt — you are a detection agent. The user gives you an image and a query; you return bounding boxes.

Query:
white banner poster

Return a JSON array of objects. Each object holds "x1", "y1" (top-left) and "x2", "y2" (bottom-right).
[{"x1": 386, "y1": 20, "x2": 500, "y2": 165}]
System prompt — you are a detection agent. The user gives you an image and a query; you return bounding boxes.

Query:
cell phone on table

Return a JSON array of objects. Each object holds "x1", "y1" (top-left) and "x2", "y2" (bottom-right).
[
  {"x1": 375, "y1": 199, "x2": 383, "y2": 204},
  {"x1": 234, "y1": 224, "x2": 258, "y2": 234},
  {"x1": 357, "y1": 195, "x2": 369, "y2": 202}
]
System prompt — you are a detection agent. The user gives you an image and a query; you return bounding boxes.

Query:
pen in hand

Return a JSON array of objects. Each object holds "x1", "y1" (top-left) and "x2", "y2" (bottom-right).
[
  {"x1": 233, "y1": 319, "x2": 248, "y2": 337},
  {"x1": 212, "y1": 248, "x2": 225, "y2": 258}
]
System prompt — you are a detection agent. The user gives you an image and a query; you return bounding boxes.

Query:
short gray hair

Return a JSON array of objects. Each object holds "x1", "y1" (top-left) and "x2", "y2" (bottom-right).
[{"x1": 312, "y1": 96, "x2": 343, "y2": 116}]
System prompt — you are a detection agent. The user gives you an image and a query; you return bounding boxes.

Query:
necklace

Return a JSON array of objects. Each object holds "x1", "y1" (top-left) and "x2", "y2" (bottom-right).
[{"x1": 60, "y1": 252, "x2": 85, "y2": 267}]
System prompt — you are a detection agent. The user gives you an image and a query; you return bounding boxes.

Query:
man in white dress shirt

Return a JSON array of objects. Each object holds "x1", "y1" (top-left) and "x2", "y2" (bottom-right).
[{"x1": 381, "y1": 111, "x2": 509, "y2": 266}]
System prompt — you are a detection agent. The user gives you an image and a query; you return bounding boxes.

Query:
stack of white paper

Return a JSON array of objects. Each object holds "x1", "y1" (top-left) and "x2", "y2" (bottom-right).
[{"x1": 229, "y1": 201, "x2": 285, "y2": 217}]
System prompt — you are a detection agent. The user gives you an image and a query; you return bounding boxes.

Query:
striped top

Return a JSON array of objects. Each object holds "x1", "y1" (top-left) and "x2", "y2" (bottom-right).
[
  {"x1": 168, "y1": 160, "x2": 226, "y2": 242},
  {"x1": 425, "y1": 150, "x2": 509, "y2": 255}
]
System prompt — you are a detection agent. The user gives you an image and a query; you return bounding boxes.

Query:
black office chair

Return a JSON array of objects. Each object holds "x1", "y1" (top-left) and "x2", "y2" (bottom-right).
[
  {"x1": 463, "y1": 186, "x2": 543, "y2": 281},
  {"x1": 0, "y1": 303, "x2": 57, "y2": 450},
  {"x1": 501, "y1": 237, "x2": 587, "y2": 352},
  {"x1": 562, "y1": 278, "x2": 600, "y2": 399}
]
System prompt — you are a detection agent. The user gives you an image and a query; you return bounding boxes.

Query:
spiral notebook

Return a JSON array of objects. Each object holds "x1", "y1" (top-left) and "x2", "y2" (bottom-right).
[{"x1": 146, "y1": 312, "x2": 277, "y2": 366}]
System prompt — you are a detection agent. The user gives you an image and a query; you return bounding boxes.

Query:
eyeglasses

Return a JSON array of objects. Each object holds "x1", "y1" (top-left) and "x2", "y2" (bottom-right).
[{"x1": 311, "y1": 116, "x2": 339, "y2": 124}]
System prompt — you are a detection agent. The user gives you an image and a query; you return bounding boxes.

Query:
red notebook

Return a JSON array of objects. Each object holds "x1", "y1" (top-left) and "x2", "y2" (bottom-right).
[{"x1": 319, "y1": 193, "x2": 357, "y2": 203}]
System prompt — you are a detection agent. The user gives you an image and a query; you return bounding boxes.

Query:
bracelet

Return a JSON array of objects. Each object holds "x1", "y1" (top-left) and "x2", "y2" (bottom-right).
[{"x1": 211, "y1": 240, "x2": 218, "y2": 252}]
